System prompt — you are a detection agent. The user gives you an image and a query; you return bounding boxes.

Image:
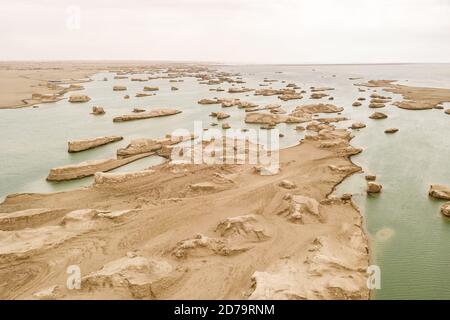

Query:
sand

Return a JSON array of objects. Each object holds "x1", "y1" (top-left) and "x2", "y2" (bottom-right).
[
  {"x1": 0, "y1": 61, "x2": 203, "y2": 109},
  {"x1": 0, "y1": 62, "x2": 99, "y2": 109},
  {"x1": 360, "y1": 80, "x2": 450, "y2": 110},
  {"x1": 0, "y1": 127, "x2": 369, "y2": 300}
]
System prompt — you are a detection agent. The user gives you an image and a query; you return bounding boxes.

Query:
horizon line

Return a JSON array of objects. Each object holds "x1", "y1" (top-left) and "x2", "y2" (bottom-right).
[{"x1": 1, "y1": 59, "x2": 450, "y2": 66}]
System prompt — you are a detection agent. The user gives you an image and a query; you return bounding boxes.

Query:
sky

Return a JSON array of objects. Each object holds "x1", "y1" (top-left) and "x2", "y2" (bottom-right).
[{"x1": 1, "y1": 0, "x2": 449, "y2": 63}]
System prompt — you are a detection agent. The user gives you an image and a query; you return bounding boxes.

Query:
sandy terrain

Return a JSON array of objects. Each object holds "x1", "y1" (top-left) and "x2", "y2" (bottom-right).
[
  {"x1": 0, "y1": 62, "x2": 101, "y2": 108},
  {"x1": 359, "y1": 80, "x2": 450, "y2": 110},
  {"x1": 0, "y1": 61, "x2": 204, "y2": 109},
  {"x1": 0, "y1": 127, "x2": 369, "y2": 300}
]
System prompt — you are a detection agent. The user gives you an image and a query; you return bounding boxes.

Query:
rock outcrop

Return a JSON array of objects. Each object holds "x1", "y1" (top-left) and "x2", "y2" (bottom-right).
[
  {"x1": 215, "y1": 215, "x2": 270, "y2": 241},
  {"x1": 311, "y1": 87, "x2": 335, "y2": 92},
  {"x1": 369, "y1": 112, "x2": 388, "y2": 119},
  {"x1": 143, "y1": 86, "x2": 159, "y2": 91},
  {"x1": 278, "y1": 180, "x2": 297, "y2": 189},
  {"x1": 254, "y1": 88, "x2": 295, "y2": 96},
  {"x1": 91, "y1": 106, "x2": 105, "y2": 115},
  {"x1": 135, "y1": 93, "x2": 154, "y2": 97},
  {"x1": 351, "y1": 122, "x2": 366, "y2": 129},
  {"x1": 94, "y1": 170, "x2": 155, "y2": 186},
  {"x1": 369, "y1": 102, "x2": 385, "y2": 108},
  {"x1": 310, "y1": 93, "x2": 328, "y2": 99},
  {"x1": 113, "y1": 109, "x2": 181, "y2": 122},
  {"x1": 384, "y1": 128, "x2": 399, "y2": 134},
  {"x1": 245, "y1": 113, "x2": 303, "y2": 125},
  {"x1": 440, "y1": 202, "x2": 450, "y2": 217},
  {"x1": 294, "y1": 104, "x2": 344, "y2": 114},
  {"x1": 317, "y1": 116, "x2": 348, "y2": 124},
  {"x1": 228, "y1": 87, "x2": 253, "y2": 93},
  {"x1": 46, "y1": 153, "x2": 152, "y2": 181},
  {"x1": 0, "y1": 208, "x2": 68, "y2": 231},
  {"x1": 69, "y1": 94, "x2": 91, "y2": 103},
  {"x1": 221, "y1": 98, "x2": 241, "y2": 107},
  {"x1": 210, "y1": 112, "x2": 230, "y2": 120},
  {"x1": 278, "y1": 93, "x2": 303, "y2": 101},
  {"x1": 117, "y1": 134, "x2": 194, "y2": 158},
  {"x1": 68, "y1": 136, "x2": 123, "y2": 153},
  {"x1": 198, "y1": 98, "x2": 220, "y2": 105},
  {"x1": 367, "y1": 182, "x2": 382, "y2": 194},
  {"x1": 286, "y1": 195, "x2": 321, "y2": 224},
  {"x1": 429, "y1": 184, "x2": 450, "y2": 200}
]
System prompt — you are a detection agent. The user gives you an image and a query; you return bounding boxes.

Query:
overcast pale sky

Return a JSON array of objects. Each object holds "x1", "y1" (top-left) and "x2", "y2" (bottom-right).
[{"x1": 1, "y1": 0, "x2": 449, "y2": 63}]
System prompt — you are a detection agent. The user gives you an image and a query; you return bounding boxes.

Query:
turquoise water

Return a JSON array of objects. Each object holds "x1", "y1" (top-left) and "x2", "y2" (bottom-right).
[{"x1": 1, "y1": 64, "x2": 450, "y2": 299}]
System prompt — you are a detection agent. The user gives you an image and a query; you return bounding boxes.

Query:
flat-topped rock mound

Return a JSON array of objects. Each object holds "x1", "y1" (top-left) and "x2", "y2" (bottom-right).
[
  {"x1": 94, "y1": 170, "x2": 155, "y2": 186},
  {"x1": 254, "y1": 88, "x2": 296, "y2": 96},
  {"x1": 143, "y1": 86, "x2": 159, "y2": 91},
  {"x1": 317, "y1": 116, "x2": 348, "y2": 124},
  {"x1": 210, "y1": 111, "x2": 230, "y2": 120},
  {"x1": 228, "y1": 87, "x2": 253, "y2": 93},
  {"x1": 68, "y1": 136, "x2": 123, "y2": 153},
  {"x1": 113, "y1": 108, "x2": 181, "y2": 122},
  {"x1": 135, "y1": 93, "x2": 154, "y2": 97},
  {"x1": 117, "y1": 134, "x2": 194, "y2": 158},
  {"x1": 311, "y1": 87, "x2": 335, "y2": 92},
  {"x1": 294, "y1": 103, "x2": 344, "y2": 114},
  {"x1": 0, "y1": 208, "x2": 68, "y2": 231},
  {"x1": 278, "y1": 93, "x2": 303, "y2": 101},
  {"x1": 367, "y1": 182, "x2": 382, "y2": 194},
  {"x1": 198, "y1": 98, "x2": 220, "y2": 105},
  {"x1": 245, "y1": 112, "x2": 303, "y2": 125},
  {"x1": 46, "y1": 153, "x2": 152, "y2": 181},
  {"x1": 68, "y1": 94, "x2": 90, "y2": 103},
  {"x1": 310, "y1": 92, "x2": 329, "y2": 99},
  {"x1": 351, "y1": 122, "x2": 366, "y2": 129},
  {"x1": 385, "y1": 128, "x2": 399, "y2": 134},
  {"x1": 91, "y1": 106, "x2": 105, "y2": 115},
  {"x1": 429, "y1": 184, "x2": 450, "y2": 200},
  {"x1": 369, "y1": 112, "x2": 388, "y2": 119},
  {"x1": 441, "y1": 202, "x2": 450, "y2": 217}
]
